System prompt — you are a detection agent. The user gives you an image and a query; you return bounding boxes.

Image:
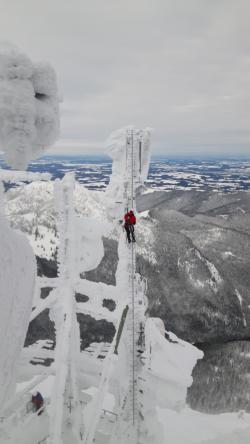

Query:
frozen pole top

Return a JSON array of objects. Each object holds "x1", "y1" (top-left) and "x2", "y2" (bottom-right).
[
  {"x1": 104, "y1": 126, "x2": 152, "y2": 214},
  {"x1": 0, "y1": 42, "x2": 60, "y2": 170}
]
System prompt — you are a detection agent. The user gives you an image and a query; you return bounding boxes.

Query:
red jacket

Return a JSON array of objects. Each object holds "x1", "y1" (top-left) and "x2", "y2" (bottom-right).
[
  {"x1": 124, "y1": 212, "x2": 130, "y2": 223},
  {"x1": 124, "y1": 212, "x2": 136, "y2": 225},
  {"x1": 130, "y1": 214, "x2": 136, "y2": 225}
]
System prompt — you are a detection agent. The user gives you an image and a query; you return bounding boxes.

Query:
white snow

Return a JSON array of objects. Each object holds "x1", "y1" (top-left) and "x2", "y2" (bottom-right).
[
  {"x1": 235, "y1": 289, "x2": 247, "y2": 327},
  {"x1": 144, "y1": 318, "x2": 203, "y2": 411},
  {"x1": 74, "y1": 215, "x2": 111, "y2": 273},
  {"x1": 180, "y1": 249, "x2": 223, "y2": 293},
  {"x1": 223, "y1": 251, "x2": 236, "y2": 258},
  {"x1": 157, "y1": 408, "x2": 250, "y2": 444},
  {"x1": 142, "y1": 319, "x2": 250, "y2": 444},
  {"x1": 0, "y1": 183, "x2": 36, "y2": 413},
  {"x1": 1, "y1": 120, "x2": 249, "y2": 444},
  {"x1": 236, "y1": 289, "x2": 243, "y2": 306},
  {"x1": 5, "y1": 180, "x2": 110, "y2": 260}
]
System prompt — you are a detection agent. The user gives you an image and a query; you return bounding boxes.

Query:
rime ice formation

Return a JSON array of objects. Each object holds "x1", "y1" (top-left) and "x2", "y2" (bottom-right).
[
  {"x1": 144, "y1": 318, "x2": 203, "y2": 411},
  {"x1": 105, "y1": 126, "x2": 151, "y2": 218},
  {"x1": 0, "y1": 183, "x2": 36, "y2": 413},
  {"x1": 0, "y1": 43, "x2": 59, "y2": 170},
  {"x1": 0, "y1": 41, "x2": 59, "y2": 425}
]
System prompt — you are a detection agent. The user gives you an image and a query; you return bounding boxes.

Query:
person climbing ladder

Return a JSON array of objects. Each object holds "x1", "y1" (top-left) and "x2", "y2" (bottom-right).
[
  {"x1": 124, "y1": 210, "x2": 136, "y2": 243},
  {"x1": 31, "y1": 391, "x2": 44, "y2": 415}
]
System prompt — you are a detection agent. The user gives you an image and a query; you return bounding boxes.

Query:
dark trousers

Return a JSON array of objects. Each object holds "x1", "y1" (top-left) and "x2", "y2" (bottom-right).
[
  {"x1": 125, "y1": 223, "x2": 135, "y2": 243},
  {"x1": 130, "y1": 224, "x2": 135, "y2": 242}
]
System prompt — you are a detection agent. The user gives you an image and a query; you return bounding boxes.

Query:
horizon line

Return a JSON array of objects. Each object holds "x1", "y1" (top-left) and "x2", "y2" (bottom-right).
[{"x1": 40, "y1": 153, "x2": 250, "y2": 160}]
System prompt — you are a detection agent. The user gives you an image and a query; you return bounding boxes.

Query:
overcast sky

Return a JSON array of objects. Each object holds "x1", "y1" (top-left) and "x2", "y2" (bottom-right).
[{"x1": 0, "y1": 0, "x2": 250, "y2": 156}]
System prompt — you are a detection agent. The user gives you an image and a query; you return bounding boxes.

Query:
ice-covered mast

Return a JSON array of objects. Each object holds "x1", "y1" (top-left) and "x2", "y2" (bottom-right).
[
  {"x1": 105, "y1": 126, "x2": 151, "y2": 218},
  {"x1": 85, "y1": 127, "x2": 152, "y2": 444},
  {"x1": 104, "y1": 128, "x2": 202, "y2": 444},
  {"x1": 48, "y1": 174, "x2": 83, "y2": 444},
  {"x1": 113, "y1": 128, "x2": 151, "y2": 443}
]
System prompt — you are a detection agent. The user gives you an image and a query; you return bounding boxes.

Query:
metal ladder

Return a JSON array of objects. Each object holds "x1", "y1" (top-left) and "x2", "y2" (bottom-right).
[{"x1": 125, "y1": 129, "x2": 140, "y2": 429}]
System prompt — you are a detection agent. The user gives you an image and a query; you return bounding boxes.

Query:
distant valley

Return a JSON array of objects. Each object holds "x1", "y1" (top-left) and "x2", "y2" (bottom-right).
[{"x1": 1, "y1": 155, "x2": 250, "y2": 192}]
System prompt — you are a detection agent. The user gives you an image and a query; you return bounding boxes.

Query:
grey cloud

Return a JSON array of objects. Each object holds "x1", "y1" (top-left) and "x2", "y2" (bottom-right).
[{"x1": 0, "y1": 0, "x2": 250, "y2": 156}]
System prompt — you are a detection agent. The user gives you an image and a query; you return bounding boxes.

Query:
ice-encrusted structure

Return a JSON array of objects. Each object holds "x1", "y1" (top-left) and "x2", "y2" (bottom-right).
[
  {"x1": 144, "y1": 318, "x2": 203, "y2": 411},
  {"x1": 0, "y1": 42, "x2": 59, "y2": 420},
  {"x1": 2, "y1": 125, "x2": 250, "y2": 444},
  {"x1": 105, "y1": 126, "x2": 151, "y2": 217},
  {"x1": 0, "y1": 43, "x2": 60, "y2": 170},
  {"x1": 0, "y1": 183, "x2": 36, "y2": 412}
]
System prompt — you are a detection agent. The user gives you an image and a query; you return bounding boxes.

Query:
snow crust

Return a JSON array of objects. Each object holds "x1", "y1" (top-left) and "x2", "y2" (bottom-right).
[{"x1": 0, "y1": 43, "x2": 59, "y2": 169}]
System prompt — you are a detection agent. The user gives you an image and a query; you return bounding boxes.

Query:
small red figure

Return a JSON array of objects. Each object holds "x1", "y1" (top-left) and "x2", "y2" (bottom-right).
[{"x1": 124, "y1": 210, "x2": 136, "y2": 243}]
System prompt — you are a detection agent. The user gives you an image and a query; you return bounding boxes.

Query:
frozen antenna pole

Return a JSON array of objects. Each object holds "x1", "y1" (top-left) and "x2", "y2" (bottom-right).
[
  {"x1": 48, "y1": 174, "x2": 83, "y2": 444},
  {"x1": 96, "y1": 126, "x2": 152, "y2": 444}
]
